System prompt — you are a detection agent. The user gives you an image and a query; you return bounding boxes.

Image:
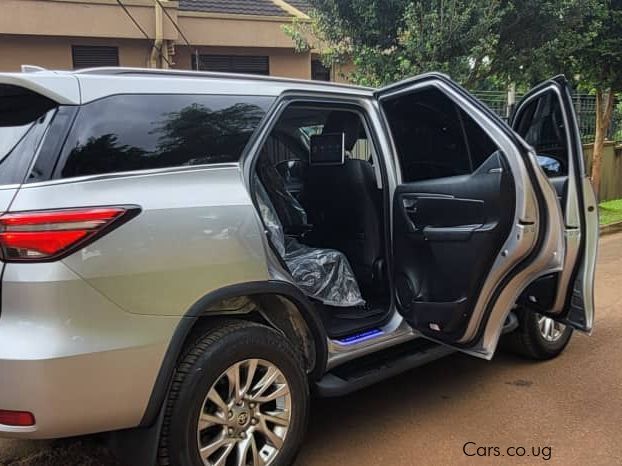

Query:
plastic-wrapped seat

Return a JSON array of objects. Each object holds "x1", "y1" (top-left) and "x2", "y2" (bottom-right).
[{"x1": 255, "y1": 176, "x2": 365, "y2": 307}]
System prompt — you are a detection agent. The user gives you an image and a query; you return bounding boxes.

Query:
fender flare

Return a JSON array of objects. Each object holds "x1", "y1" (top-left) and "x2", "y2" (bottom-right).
[{"x1": 139, "y1": 280, "x2": 326, "y2": 427}]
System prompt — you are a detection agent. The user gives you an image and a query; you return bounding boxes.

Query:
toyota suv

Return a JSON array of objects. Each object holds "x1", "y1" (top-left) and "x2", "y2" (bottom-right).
[{"x1": 0, "y1": 67, "x2": 597, "y2": 466}]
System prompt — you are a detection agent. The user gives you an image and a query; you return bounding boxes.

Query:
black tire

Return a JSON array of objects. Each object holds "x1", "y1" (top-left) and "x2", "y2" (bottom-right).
[
  {"x1": 158, "y1": 320, "x2": 309, "y2": 466},
  {"x1": 502, "y1": 308, "x2": 573, "y2": 360}
]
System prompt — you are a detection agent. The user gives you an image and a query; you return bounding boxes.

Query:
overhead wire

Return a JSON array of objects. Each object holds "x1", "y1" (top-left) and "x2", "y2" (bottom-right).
[{"x1": 115, "y1": 0, "x2": 173, "y2": 68}]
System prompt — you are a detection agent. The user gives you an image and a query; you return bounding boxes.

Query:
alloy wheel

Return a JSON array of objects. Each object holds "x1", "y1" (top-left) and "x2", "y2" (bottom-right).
[
  {"x1": 196, "y1": 358, "x2": 292, "y2": 466},
  {"x1": 537, "y1": 314, "x2": 566, "y2": 342}
]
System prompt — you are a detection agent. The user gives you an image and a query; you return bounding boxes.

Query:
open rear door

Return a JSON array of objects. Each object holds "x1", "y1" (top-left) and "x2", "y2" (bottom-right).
[
  {"x1": 511, "y1": 75, "x2": 598, "y2": 332},
  {"x1": 375, "y1": 73, "x2": 566, "y2": 359}
]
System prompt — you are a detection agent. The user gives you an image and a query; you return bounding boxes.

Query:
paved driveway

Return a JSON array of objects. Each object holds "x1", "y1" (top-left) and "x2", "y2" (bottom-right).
[{"x1": 2, "y1": 233, "x2": 621, "y2": 465}]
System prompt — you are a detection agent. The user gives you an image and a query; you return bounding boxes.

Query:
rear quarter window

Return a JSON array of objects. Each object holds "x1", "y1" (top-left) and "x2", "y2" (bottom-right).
[
  {"x1": 56, "y1": 94, "x2": 274, "y2": 178},
  {"x1": 0, "y1": 84, "x2": 57, "y2": 185}
]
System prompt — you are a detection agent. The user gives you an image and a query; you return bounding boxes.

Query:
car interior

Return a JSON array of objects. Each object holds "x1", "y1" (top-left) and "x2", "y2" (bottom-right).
[
  {"x1": 253, "y1": 90, "x2": 516, "y2": 343},
  {"x1": 380, "y1": 88, "x2": 515, "y2": 342},
  {"x1": 254, "y1": 105, "x2": 390, "y2": 338},
  {"x1": 512, "y1": 90, "x2": 570, "y2": 215}
]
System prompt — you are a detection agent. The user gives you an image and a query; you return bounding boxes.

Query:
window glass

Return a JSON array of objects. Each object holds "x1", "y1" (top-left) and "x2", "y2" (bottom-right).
[
  {"x1": 0, "y1": 85, "x2": 57, "y2": 184},
  {"x1": 514, "y1": 93, "x2": 568, "y2": 176},
  {"x1": 382, "y1": 87, "x2": 499, "y2": 182},
  {"x1": 57, "y1": 94, "x2": 273, "y2": 178}
]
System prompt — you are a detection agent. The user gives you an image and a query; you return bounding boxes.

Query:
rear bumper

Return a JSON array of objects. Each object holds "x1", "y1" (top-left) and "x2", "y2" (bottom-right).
[
  {"x1": 0, "y1": 344, "x2": 168, "y2": 439},
  {"x1": 0, "y1": 262, "x2": 180, "y2": 439}
]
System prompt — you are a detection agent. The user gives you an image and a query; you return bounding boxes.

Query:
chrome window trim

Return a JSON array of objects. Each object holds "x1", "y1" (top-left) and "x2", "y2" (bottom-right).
[{"x1": 20, "y1": 163, "x2": 241, "y2": 188}]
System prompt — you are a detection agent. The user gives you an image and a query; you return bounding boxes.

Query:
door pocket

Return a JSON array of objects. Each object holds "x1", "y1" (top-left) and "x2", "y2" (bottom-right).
[{"x1": 408, "y1": 298, "x2": 469, "y2": 334}]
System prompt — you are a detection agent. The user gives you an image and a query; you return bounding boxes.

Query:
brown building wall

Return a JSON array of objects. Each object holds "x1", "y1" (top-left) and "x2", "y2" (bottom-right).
[
  {"x1": 170, "y1": 46, "x2": 310, "y2": 78},
  {"x1": 0, "y1": 0, "x2": 317, "y2": 79},
  {"x1": 177, "y1": 13, "x2": 300, "y2": 49},
  {"x1": 0, "y1": 0, "x2": 177, "y2": 40},
  {"x1": 270, "y1": 49, "x2": 310, "y2": 79},
  {"x1": 0, "y1": 35, "x2": 154, "y2": 71}
]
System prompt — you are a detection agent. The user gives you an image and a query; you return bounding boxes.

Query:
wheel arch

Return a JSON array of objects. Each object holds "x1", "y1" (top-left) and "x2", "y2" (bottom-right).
[{"x1": 139, "y1": 280, "x2": 326, "y2": 428}]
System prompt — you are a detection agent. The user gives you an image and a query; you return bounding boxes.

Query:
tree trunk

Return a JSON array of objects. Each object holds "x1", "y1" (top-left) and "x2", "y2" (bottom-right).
[{"x1": 591, "y1": 88, "x2": 616, "y2": 200}]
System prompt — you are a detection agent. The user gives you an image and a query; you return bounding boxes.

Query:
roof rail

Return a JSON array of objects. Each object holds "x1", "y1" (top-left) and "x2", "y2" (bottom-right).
[
  {"x1": 73, "y1": 67, "x2": 372, "y2": 91},
  {"x1": 21, "y1": 65, "x2": 47, "y2": 73}
]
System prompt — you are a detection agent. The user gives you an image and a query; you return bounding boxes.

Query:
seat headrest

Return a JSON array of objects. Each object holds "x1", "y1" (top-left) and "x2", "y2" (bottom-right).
[{"x1": 322, "y1": 111, "x2": 361, "y2": 152}]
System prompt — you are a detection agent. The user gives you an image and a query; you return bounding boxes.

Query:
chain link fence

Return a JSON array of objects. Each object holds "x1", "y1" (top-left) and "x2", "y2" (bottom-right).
[{"x1": 473, "y1": 91, "x2": 622, "y2": 144}]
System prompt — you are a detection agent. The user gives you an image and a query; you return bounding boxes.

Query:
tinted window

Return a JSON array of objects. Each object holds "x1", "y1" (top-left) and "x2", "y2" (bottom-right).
[
  {"x1": 382, "y1": 87, "x2": 499, "y2": 182},
  {"x1": 58, "y1": 94, "x2": 273, "y2": 178},
  {"x1": 514, "y1": 92, "x2": 568, "y2": 176},
  {"x1": 0, "y1": 85, "x2": 57, "y2": 185}
]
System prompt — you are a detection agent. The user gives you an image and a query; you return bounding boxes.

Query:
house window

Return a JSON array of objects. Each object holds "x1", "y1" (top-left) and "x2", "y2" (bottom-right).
[
  {"x1": 72, "y1": 45, "x2": 120, "y2": 69},
  {"x1": 192, "y1": 54, "x2": 270, "y2": 75},
  {"x1": 311, "y1": 59, "x2": 331, "y2": 81}
]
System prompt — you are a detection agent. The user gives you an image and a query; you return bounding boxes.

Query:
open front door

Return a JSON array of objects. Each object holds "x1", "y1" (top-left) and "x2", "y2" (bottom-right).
[
  {"x1": 511, "y1": 75, "x2": 598, "y2": 332},
  {"x1": 376, "y1": 74, "x2": 566, "y2": 359}
]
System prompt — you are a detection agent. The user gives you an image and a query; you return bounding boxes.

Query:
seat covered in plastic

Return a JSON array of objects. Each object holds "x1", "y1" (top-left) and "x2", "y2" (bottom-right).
[{"x1": 255, "y1": 176, "x2": 365, "y2": 307}]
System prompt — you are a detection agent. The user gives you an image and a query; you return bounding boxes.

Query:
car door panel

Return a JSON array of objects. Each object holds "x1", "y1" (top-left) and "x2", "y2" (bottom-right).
[
  {"x1": 393, "y1": 151, "x2": 515, "y2": 341},
  {"x1": 376, "y1": 73, "x2": 566, "y2": 358},
  {"x1": 511, "y1": 76, "x2": 597, "y2": 330}
]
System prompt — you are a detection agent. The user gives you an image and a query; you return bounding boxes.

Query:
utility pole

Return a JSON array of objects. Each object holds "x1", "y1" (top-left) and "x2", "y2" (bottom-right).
[{"x1": 152, "y1": 0, "x2": 170, "y2": 68}]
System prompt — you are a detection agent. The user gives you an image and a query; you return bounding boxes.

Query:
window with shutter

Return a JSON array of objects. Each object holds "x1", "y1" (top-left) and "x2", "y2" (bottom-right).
[
  {"x1": 72, "y1": 46, "x2": 120, "y2": 69},
  {"x1": 192, "y1": 54, "x2": 270, "y2": 75}
]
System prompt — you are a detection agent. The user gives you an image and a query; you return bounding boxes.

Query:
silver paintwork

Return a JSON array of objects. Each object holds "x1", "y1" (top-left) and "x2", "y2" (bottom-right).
[
  {"x1": 474, "y1": 148, "x2": 566, "y2": 358},
  {"x1": 512, "y1": 84, "x2": 582, "y2": 315},
  {"x1": 196, "y1": 359, "x2": 291, "y2": 466},
  {"x1": 11, "y1": 166, "x2": 270, "y2": 317},
  {"x1": 76, "y1": 71, "x2": 372, "y2": 105},
  {"x1": 573, "y1": 177, "x2": 598, "y2": 331},
  {"x1": 0, "y1": 71, "x2": 80, "y2": 105},
  {"x1": 0, "y1": 260, "x2": 180, "y2": 438},
  {"x1": 0, "y1": 68, "x2": 595, "y2": 440}
]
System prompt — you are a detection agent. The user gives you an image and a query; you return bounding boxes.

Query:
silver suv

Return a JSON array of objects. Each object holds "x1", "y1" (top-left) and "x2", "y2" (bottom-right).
[{"x1": 0, "y1": 68, "x2": 597, "y2": 466}]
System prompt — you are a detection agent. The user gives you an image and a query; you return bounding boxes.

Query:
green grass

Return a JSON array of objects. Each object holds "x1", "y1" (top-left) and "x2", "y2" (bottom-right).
[{"x1": 599, "y1": 199, "x2": 622, "y2": 226}]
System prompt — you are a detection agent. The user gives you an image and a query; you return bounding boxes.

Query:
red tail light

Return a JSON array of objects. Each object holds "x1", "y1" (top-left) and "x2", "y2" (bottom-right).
[
  {"x1": 0, "y1": 206, "x2": 138, "y2": 262},
  {"x1": 0, "y1": 409, "x2": 35, "y2": 427}
]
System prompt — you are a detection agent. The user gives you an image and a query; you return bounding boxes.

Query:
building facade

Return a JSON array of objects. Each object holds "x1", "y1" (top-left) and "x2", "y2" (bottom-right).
[{"x1": 0, "y1": 0, "x2": 338, "y2": 80}]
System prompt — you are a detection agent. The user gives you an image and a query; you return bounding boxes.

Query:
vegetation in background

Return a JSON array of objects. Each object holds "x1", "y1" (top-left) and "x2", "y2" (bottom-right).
[
  {"x1": 600, "y1": 199, "x2": 622, "y2": 226},
  {"x1": 285, "y1": 0, "x2": 622, "y2": 196},
  {"x1": 570, "y1": 1, "x2": 622, "y2": 198}
]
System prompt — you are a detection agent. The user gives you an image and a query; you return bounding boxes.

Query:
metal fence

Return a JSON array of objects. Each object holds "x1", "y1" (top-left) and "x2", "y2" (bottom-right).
[{"x1": 473, "y1": 91, "x2": 622, "y2": 144}]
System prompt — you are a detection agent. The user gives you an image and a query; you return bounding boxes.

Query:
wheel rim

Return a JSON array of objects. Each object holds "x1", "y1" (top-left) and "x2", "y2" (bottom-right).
[
  {"x1": 537, "y1": 314, "x2": 566, "y2": 342},
  {"x1": 196, "y1": 358, "x2": 292, "y2": 466}
]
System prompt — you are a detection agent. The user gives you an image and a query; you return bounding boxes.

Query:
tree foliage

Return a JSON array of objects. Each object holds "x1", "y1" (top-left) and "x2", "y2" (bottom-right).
[
  {"x1": 289, "y1": 0, "x2": 610, "y2": 89},
  {"x1": 289, "y1": 0, "x2": 506, "y2": 87},
  {"x1": 287, "y1": 0, "x2": 622, "y2": 195}
]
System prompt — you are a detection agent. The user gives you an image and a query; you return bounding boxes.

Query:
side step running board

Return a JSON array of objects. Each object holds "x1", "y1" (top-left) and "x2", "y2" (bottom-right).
[
  {"x1": 315, "y1": 311, "x2": 519, "y2": 397},
  {"x1": 315, "y1": 341, "x2": 454, "y2": 397}
]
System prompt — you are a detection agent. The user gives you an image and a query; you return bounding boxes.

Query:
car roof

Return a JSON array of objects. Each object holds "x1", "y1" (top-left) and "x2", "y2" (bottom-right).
[{"x1": 0, "y1": 66, "x2": 375, "y2": 105}]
